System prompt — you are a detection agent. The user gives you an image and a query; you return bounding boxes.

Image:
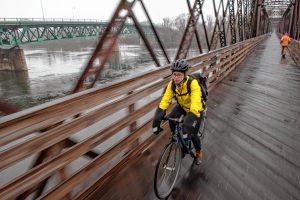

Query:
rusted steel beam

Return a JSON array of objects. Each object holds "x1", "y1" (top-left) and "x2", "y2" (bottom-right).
[
  {"x1": 72, "y1": 0, "x2": 137, "y2": 93},
  {"x1": 186, "y1": 0, "x2": 203, "y2": 54},
  {"x1": 288, "y1": 0, "x2": 295, "y2": 36},
  {"x1": 292, "y1": 0, "x2": 299, "y2": 39},
  {"x1": 290, "y1": 4, "x2": 295, "y2": 36},
  {"x1": 72, "y1": 0, "x2": 174, "y2": 93},
  {"x1": 237, "y1": 0, "x2": 244, "y2": 41},
  {"x1": 256, "y1": 0, "x2": 262, "y2": 36},
  {"x1": 15, "y1": 150, "x2": 49, "y2": 200},
  {"x1": 128, "y1": 8, "x2": 160, "y2": 66},
  {"x1": 244, "y1": 0, "x2": 249, "y2": 39},
  {"x1": 210, "y1": 0, "x2": 230, "y2": 50},
  {"x1": 220, "y1": 0, "x2": 228, "y2": 46},
  {"x1": 297, "y1": 0, "x2": 300, "y2": 40},
  {"x1": 210, "y1": 0, "x2": 223, "y2": 49},
  {"x1": 200, "y1": 4, "x2": 211, "y2": 51},
  {"x1": 229, "y1": 0, "x2": 237, "y2": 43},
  {"x1": 249, "y1": 0, "x2": 257, "y2": 37},
  {"x1": 277, "y1": 0, "x2": 299, "y2": 40},
  {"x1": 16, "y1": 141, "x2": 70, "y2": 200},
  {"x1": 139, "y1": 0, "x2": 170, "y2": 63},
  {"x1": 176, "y1": 0, "x2": 204, "y2": 59}
]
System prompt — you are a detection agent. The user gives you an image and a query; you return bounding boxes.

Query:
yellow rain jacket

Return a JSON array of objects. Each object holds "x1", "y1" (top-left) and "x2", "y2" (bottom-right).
[{"x1": 159, "y1": 76, "x2": 204, "y2": 117}]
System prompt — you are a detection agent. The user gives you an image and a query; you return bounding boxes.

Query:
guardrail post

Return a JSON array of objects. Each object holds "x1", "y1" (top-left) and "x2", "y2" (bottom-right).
[
  {"x1": 218, "y1": 52, "x2": 226, "y2": 78},
  {"x1": 128, "y1": 91, "x2": 138, "y2": 148}
]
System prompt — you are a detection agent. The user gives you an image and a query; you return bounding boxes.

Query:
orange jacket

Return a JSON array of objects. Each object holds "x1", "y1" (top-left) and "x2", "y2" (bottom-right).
[{"x1": 280, "y1": 35, "x2": 291, "y2": 46}]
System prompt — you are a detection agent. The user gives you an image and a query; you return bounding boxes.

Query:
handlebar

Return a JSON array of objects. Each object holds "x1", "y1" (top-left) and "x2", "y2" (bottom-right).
[{"x1": 163, "y1": 115, "x2": 184, "y2": 123}]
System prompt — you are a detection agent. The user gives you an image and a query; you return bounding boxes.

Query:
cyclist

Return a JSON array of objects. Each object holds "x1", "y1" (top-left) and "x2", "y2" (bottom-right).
[
  {"x1": 152, "y1": 59, "x2": 205, "y2": 165},
  {"x1": 280, "y1": 32, "x2": 291, "y2": 57}
]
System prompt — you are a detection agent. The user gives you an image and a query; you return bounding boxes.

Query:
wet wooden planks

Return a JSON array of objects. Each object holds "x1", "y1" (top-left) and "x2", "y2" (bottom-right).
[
  {"x1": 91, "y1": 34, "x2": 300, "y2": 200},
  {"x1": 169, "y1": 34, "x2": 300, "y2": 200}
]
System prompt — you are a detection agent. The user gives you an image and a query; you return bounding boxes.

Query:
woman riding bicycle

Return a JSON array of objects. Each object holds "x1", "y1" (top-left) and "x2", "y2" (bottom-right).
[
  {"x1": 152, "y1": 59, "x2": 205, "y2": 165},
  {"x1": 280, "y1": 32, "x2": 291, "y2": 57}
]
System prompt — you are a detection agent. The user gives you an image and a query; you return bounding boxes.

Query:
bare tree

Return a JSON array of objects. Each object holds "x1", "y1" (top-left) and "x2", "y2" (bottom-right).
[{"x1": 174, "y1": 14, "x2": 188, "y2": 33}]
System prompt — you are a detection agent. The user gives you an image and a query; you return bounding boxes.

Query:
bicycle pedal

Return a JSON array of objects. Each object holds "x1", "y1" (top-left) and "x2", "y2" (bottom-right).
[{"x1": 163, "y1": 165, "x2": 175, "y2": 171}]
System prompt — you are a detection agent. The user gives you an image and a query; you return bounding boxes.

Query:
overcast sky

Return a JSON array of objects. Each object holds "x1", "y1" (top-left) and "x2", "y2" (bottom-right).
[{"x1": 0, "y1": 0, "x2": 216, "y2": 23}]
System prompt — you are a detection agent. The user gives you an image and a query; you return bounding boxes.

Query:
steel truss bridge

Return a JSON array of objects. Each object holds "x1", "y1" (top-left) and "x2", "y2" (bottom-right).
[
  {"x1": 0, "y1": 18, "x2": 153, "y2": 46},
  {"x1": 0, "y1": 0, "x2": 300, "y2": 199}
]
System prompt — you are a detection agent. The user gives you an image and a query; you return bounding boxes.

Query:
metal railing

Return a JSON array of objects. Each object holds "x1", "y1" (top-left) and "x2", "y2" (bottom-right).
[
  {"x1": 0, "y1": 18, "x2": 150, "y2": 47},
  {"x1": 0, "y1": 18, "x2": 109, "y2": 23}
]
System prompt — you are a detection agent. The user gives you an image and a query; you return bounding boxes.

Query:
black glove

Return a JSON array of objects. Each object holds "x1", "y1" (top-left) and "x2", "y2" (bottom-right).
[
  {"x1": 152, "y1": 107, "x2": 165, "y2": 135},
  {"x1": 184, "y1": 112, "x2": 199, "y2": 135}
]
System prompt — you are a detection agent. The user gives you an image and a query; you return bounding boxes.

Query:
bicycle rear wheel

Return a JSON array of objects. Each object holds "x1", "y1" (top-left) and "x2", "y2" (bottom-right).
[
  {"x1": 198, "y1": 109, "x2": 207, "y2": 145},
  {"x1": 154, "y1": 142, "x2": 182, "y2": 199}
]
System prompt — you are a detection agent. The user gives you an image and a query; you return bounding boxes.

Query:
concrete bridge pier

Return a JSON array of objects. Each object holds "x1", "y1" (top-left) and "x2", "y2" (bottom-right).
[
  {"x1": 0, "y1": 46, "x2": 27, "y2": 71},
  {"x1": 109, "y1": 40, "x2": 121, "y2": 70}
]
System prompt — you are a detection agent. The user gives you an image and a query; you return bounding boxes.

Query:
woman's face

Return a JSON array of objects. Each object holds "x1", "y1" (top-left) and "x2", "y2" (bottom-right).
[{"x1": 172, "y1": 71, "x2": 185, "y2": 85}]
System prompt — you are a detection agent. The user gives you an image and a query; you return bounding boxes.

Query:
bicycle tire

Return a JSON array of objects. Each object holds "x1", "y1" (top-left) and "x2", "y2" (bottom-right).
[
  {"x1": 154, "y1": 142, "x2": 182, "y2": 199},
  {"x1": 198, "y1": 115, "x2": 206, "y2": 146}
]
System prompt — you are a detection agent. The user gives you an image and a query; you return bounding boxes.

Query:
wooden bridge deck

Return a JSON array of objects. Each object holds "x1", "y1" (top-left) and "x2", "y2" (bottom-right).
[{"x1": 92, "y1": 33, "x2": 300, "y2": 199}]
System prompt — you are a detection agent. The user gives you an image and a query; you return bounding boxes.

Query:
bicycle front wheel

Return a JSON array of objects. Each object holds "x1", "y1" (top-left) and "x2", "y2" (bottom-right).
[{"x1": 154, "y1": 142, "x2": 182, "y2": 199}]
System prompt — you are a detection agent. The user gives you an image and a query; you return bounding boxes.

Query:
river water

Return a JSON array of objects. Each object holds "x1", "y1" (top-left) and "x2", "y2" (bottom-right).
[{"x1": 0, "y1": 38, "x2": 180, "y2": 110}]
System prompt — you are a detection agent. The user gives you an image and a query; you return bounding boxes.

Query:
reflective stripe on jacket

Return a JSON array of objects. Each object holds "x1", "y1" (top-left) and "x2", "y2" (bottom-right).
[
  {"x1": 159, "y1": 76, "x2": 204, "y2": 117},
  {"x1": 280, "y1": 35, "x2": 291, "y2": 46}
]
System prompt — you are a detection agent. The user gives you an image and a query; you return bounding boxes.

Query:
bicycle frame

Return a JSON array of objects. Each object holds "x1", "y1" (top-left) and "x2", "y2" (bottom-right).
[{"x1": 168, "y1": 117, "x2": 196, "y2": 158}]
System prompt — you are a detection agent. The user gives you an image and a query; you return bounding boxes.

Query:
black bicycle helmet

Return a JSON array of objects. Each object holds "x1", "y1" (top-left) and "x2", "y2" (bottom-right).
[{"x1": 170, "y1": 59, "x2": 189, "y2": 72}]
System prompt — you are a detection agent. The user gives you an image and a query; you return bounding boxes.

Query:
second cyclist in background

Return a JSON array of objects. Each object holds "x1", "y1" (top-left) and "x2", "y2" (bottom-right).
[
  {"x1": 280, "y1": 32, "x2": 291, "y2": 58},
  {"x1": 152, "y1": 59, "x2": 205, "y2": 165}
]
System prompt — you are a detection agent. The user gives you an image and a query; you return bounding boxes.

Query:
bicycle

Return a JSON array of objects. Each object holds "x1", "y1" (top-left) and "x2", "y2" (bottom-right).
[
  {"x1": 154, "y1": 107, "x2": 207, "y2": 199},
  {"x1": 281, "y1": 46, "x2": 288, "y2": 58}
]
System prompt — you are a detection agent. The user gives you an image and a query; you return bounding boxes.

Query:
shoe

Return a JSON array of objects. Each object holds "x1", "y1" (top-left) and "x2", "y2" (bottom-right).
[{"x1": 195, "y1": 150, "x2": 203, "y2": 165}]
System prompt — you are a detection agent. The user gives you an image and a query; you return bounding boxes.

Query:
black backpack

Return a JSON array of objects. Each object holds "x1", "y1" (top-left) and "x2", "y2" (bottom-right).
[{"x1": 171, "y1": 73, "x2": 208, "y2": 103}]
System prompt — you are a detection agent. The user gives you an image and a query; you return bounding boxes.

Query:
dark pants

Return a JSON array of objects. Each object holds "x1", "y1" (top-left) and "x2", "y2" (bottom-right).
[
  {"x1": 169, "y1": 105, "x2": 203, "y2": 151},
  {"x1": 281, "y1": 46, "x2": 287, "y2": 55}
]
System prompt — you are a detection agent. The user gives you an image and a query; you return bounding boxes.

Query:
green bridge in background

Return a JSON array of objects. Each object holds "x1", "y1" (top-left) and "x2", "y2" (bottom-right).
[{"x1": 0, "y1": 18, "x2": 154, "y2": 47}]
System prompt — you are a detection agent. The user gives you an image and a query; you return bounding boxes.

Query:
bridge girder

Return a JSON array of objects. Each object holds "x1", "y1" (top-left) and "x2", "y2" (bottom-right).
[
  {"x1": 263, "y1": 0, "x2": 291, "y2": 18},
  {"x1": 277, "y1": 0, "x2": 300, "y2": 40},
  {"x1": 0, "y1": 19, "x2": 153, "y2": 47},
  {"x1": 73, "y1": 0, "x2": 170, "y2": 93}
]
